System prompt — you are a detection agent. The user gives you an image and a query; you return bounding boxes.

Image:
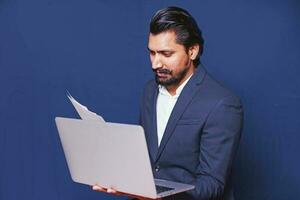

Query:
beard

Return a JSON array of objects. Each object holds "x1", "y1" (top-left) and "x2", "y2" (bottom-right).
[{"x1": 154, "y1": 67, "x2": 189, "y2": 86}]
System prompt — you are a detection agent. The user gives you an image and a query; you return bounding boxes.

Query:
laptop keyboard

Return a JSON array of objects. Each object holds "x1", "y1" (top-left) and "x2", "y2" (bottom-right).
[{"x1": 155, "y1": 185, "x2": 174, "y2": 193}]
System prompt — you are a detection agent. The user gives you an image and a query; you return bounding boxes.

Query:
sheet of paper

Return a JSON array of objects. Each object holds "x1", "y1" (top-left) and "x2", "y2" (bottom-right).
[{"x1": 67, "y1": 92, "x2": 105, "y2": 122}]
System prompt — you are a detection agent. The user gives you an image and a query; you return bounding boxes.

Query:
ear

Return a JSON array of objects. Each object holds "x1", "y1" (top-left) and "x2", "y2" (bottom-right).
[{"x1": 188, "y1": 44, "x2": 200, "y2": 60}]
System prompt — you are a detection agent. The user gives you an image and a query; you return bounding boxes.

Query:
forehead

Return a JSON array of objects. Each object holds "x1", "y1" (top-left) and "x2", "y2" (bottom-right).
[{"x1": 148, "y1": 31, "x2": 185, "y2": 51}]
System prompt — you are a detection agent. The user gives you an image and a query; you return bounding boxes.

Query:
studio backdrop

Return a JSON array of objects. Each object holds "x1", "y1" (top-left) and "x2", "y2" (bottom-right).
[{"x1": 0, "y1": 0, "x2": 299, "y2": 200}]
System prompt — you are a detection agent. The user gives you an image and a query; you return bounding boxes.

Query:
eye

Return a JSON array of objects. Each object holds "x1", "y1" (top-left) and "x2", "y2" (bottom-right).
[
  {"x1": 149, "y1": 51, "x2": 155, "y2": 56},
  {"x1": 162, "y1": 52, "x2": 173, "y2": 57}
]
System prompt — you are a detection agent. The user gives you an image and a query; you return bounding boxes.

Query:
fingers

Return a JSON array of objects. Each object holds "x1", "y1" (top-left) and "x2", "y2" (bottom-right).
[
  {"x1": 106, "y1": 188, "x2": 118, "y2": 193},
  {"x1": 92, "y1": 185, "x2": 119, "y2": 194},
  {"x1": 92, "y1": 185, "x2": 106, "y2": 192},
  {"x1": 91, "y1": 185, "x2": 156, "y2": 199}
]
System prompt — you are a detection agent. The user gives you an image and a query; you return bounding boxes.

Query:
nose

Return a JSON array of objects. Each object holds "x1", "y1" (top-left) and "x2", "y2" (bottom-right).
[{"x1": 151, "y1": 54, "x2": 163, "y2": 70}]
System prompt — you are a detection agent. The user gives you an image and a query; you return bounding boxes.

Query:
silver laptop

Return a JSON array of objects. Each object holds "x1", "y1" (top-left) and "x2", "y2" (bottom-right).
[{"x1": 55, "y1": 117, "x2": 194, "y2": 199}]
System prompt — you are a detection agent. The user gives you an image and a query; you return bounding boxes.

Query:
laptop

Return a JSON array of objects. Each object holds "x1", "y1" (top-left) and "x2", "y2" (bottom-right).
[{"x1": 55, "y1": 117, "x2": 194, "y2": 199}]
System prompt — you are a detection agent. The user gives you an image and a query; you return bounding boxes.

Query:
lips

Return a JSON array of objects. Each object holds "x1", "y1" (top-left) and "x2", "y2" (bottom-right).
[
  {"x1": 155, "y1": 69, "x2": 172, "y2": 78},
  {"x1": 156, "y1": 72, "x2": 170, "y2": 78}
]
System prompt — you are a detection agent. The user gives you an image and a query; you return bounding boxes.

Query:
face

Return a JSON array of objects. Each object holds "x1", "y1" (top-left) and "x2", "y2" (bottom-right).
[{"x1": 148, "y1": 31, "x2": 198, "y2": 91}]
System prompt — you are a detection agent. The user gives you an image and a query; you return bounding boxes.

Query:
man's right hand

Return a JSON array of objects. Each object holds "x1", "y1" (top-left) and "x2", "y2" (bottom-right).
[{"x1": 92, "y1": 184, "x2": 161, "y2": 200}]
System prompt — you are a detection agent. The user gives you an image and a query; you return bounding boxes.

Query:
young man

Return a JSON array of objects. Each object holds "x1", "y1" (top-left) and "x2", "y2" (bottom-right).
[{"x1": 94, "y1": 6, "x2": 243, "y2": 200}]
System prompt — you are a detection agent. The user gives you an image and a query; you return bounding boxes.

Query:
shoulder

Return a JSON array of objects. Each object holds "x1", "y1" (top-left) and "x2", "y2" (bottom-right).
[
  {"x1": 141, "y1": 79, "x2": 157, "y2": 98},
  {"x1": 200, "y1": 72, "x2": 242, "y2": 106},
  {"x1": 140, "y1": 79, "x2": 157, "y2": 105},
  {"x1": 143, "y1": 79, "x2": 157, "y2": 92},
  {"x1": 187, "y1": 68, "x2": 242, "y2": 116}
]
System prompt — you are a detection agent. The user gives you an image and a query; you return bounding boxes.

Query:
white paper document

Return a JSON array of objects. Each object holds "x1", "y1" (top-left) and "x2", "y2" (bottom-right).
[{"x1": 67, "y1": 92, "x2": 105, "y2": 122}]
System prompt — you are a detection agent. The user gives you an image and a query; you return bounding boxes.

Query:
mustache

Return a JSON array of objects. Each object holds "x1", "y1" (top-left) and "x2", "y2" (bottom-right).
[{"x1": 153, "y1": 68, "x2": 172, "y2": 75}]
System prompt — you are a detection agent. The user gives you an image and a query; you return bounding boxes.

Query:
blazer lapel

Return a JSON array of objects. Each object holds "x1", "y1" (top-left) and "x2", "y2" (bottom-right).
[
  {"x1": 155, "y1": 66, "x2": 207, "y2": 162},
  {"x1": 145, "y1": 84, "x2": 159, "y2": 162}
]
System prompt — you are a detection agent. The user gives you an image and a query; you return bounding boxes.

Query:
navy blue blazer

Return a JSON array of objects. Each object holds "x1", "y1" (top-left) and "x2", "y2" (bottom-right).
[{"x1": 139, "y1": 66, "x2": 243, "y2": 200}]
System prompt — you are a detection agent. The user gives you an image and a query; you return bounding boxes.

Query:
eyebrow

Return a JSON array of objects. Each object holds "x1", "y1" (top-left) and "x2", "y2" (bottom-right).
[{"x1": 147, "y1": 47, "x2": 174, "y2": 53}]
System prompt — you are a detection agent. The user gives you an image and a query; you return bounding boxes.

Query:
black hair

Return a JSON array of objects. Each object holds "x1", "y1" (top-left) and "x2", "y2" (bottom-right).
[{"x1": 150, "y1": 6, "x2": 204, "y2": 67}]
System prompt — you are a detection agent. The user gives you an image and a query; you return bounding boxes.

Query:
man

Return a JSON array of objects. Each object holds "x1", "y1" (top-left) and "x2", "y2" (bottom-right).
[{"x1": 93, "y1": 6, "x2": 243, "y2": 200}]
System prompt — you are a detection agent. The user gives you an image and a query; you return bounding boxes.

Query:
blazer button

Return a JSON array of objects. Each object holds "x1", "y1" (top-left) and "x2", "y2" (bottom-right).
[{"x1": 155, "y1": 165, "x2": 160, "y2": 172}]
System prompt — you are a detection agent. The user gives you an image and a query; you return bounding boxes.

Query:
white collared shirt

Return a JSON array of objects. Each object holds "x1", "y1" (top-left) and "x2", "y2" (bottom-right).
[{"x1": 156, "y1": 74, "x2": 193, "y2": 146}]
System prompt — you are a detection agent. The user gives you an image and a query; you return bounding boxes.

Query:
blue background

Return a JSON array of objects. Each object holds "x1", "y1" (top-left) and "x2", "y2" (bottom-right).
[{"x1": 0, "y1": 0, "x2": 299, "y2": 199}]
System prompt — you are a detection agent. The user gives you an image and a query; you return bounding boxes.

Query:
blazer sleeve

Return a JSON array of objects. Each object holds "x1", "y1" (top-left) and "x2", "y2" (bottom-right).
[{"x1": 188, "y1": 95, "x2": 243, "y2": 199}]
